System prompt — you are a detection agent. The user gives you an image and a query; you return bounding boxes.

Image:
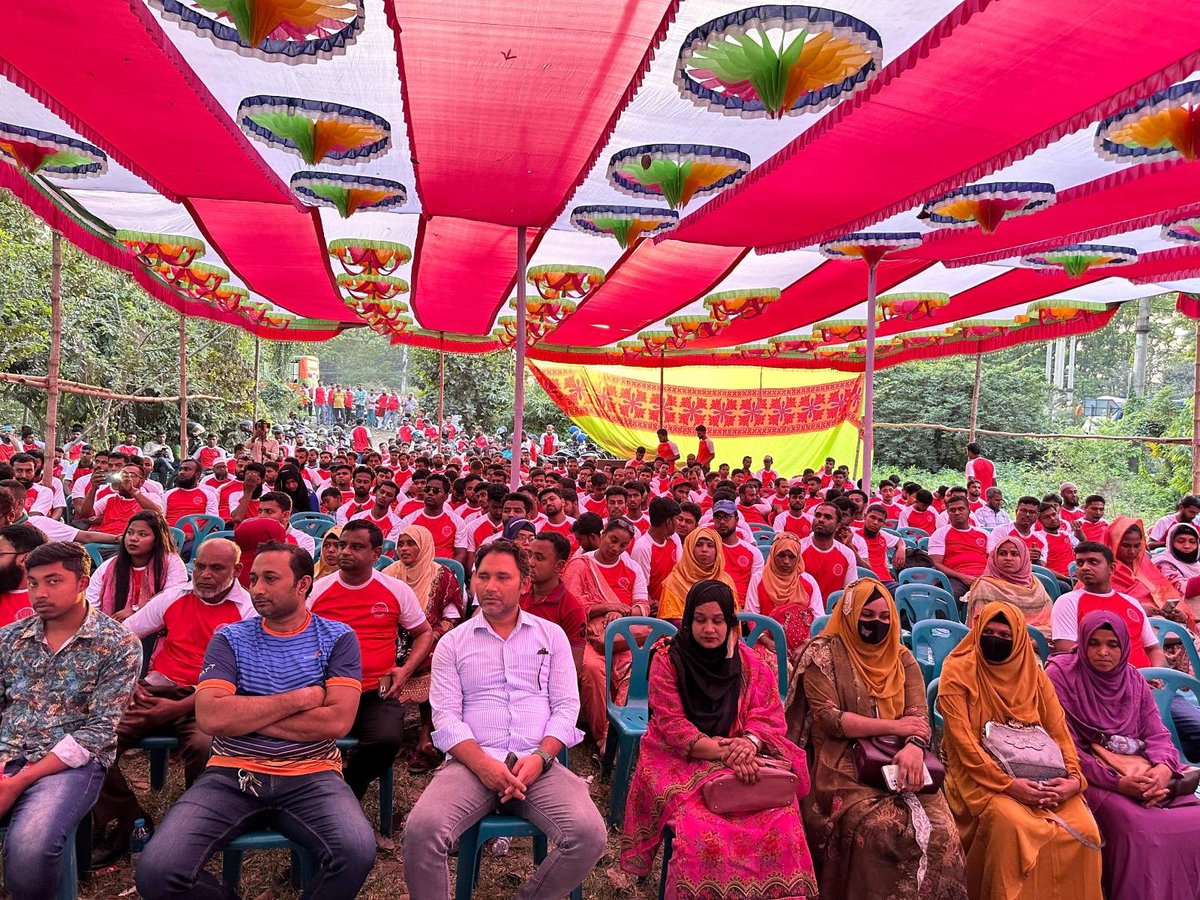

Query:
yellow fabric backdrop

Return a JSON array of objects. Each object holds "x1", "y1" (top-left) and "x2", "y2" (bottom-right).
[{"x1": 530, "y1": 362, "x2": 863, "y2": 477}]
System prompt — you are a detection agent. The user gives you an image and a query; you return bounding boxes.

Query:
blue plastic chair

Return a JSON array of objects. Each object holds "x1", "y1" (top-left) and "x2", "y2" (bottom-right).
[
  {"x1": 194, "y1": 529, "x2": 235, "y2": 555},
  {"x1": 335, "y1": 737, "x2": 394, "y2": 836},
  {"x1": 1149, "y1": 617, "x2": 1200, "y2": 676},
  {"x1": 141, "y1": 736, "x2": 180, "y2": 791},
  {"x1": 1034, "y1": 571, "x2": 1061, "y2": 600},
  {"x1": 175, "y1": 513, "x2": 226, "y2": 560},
  {"x1": 737, "y1": 612, "x2": 788, "y2": 698},
  {"x1": 1139, "y1": 667, "x2": 1200, "y2": 763},
  {"x1": 0, "y1": 822, "x2": 79, "y2": 900},
  {"x1": 827, "y1": 590, "x2": 843, "y2": 610},
  {"x1": 83, "y1": 542, "x2": 107, "y2": 571},
  {"x1": 222, "y1": 831, "x2": 313, "y2": 893},
  {"x1": 382, "y1": 539, "x2": 397, "y2": 558},
  {"x1": 910, "y1": 620, "x2": 969, "y2": 683},
  {"x1": 289, "y1": 516, "x2": 335, "y2": 540},
  {"x1": 435, "y1": 556, "x2": 467, "y2": 589},
  {"x1": 897, "y1": 566, "x2": 954, "y2": 595},
  {"x1": 167, "y1": 526, "x2": 186, "y2": 553},
  {"x1": 373, "y1": 556, "x2": 396, "y2": 571},
  {"x1": 454, "y1": 749, "x2": 580, "y2": 900},
  {"x1": 1026, "y1": 625, "x2": 1051, "y2": 663},
  {"x1": 927, "y1": 676, "x2": 944, "y2": 735},
  {"x1": 810, "y1": 614, "x2": 829, "y2": 637},
  {"x1": 894, "y1": 583, "x2": 959, "y2": 626},
  {"x1": 1068, "y1": 562, "x2": 1078, "y2": 579},
  {"x1": 291, "y1": 511, "x2": 336, "y2": 524},
  {"x1": 897, "y1": 526, "x2": 930, "y2": 543},
  {"x1": 602, "y1": 617, "x2": 677, "y2": 827},
  {"x1": 855, "y1": 566, "x2": 876, "y2": 581},
  {"x1": 749, "y1": 523, "x2": 774, "y2": 535}
]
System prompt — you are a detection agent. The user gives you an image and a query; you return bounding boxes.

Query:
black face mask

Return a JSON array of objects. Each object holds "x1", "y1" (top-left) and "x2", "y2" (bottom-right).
[
  {"x1": 980, "y1": 634, "x2": 1013, "y2": 663},
  {"x1": 858, "y1": 619, "x2": 890, "y2": 645}
]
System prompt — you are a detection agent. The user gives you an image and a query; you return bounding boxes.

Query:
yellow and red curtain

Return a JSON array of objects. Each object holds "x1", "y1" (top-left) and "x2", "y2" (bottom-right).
[{"x1": 531, "y1": 362, "x2": 862, "y2": 476}]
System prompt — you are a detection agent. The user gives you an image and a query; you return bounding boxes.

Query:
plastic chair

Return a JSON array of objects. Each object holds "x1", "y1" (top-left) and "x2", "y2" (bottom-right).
[
  {"x1": 1068, "y1": 562, "x2": 1077, "y2": 579},
  {"x1": 897, "y1": 567, "x2": 954, "y2": 595},
  {"x1": 856, "y1": 566, "x2": 876, "y2": 581},
  {"x1": 222, "y1": 831, "x2": 313, "y2": 893},
  {"x1": 83, "y1": 542, "x2": 107, "y2": 571},
  {"x1": 141, "y1": 736, "x2": 180, "y2": 791},
  {"x1": 759, "y1": 544, "x2": 771, "y2": 561},
  {"x1": 335, "y1": 737, "x2": 394, "y2": 835},
  {"x1": 917, "y1": 537, "x2": 930, "y2": 552},
  {"x1": 194, "y1": 529, "x2": 235, "y2": 555},
  {"x1": 0, "y1": 822, "x2": 79, "y2": 900},
  {"x1": 168, "y1": 526, "x2": 186, "y2": 552},
  {"x1": 175, "y1": 514, "x2": 226, "y2": 559},
  {"x1": 291, "y1": 511, "x2": 336, "y2": 523},
  {"x1": 737, "y1": 612, "x2": 788, "y2": 698},
  {"x1": 897, "y1": 526, "x2": 930, "y2": 543},
  {"x1": 910, "y1": 620, "x2": 969, "y2": 683},
  {"x1": 1150, "y1": 617, "x2": 1200, "y2": 676},
  {"x1": 454, "y1": 750, "x2": 580, "y2": 900},
  {"x1": 926, "y1": 676, "x2": 944, "y2": 735},
  {"x1": 749, "y1": 523, "x2": 774, "y2": 535},
  {"x1": 1034, "y1": 571, "x2": 1061, "y2": 600},
  {"x1": 289, "y1": 517, "x2": 335, "y2": 540},
  {"x1": 1139, "y1": 667, "x2": 1200, "y2": 763},
  {"x1": 381, "y1": 539, "x2": 397, "y2": 557},
  {"x1": 1026, "y1": 625, "x2": 1051, "y2": 663},
  {"x1": 603, "y1": 617, "x2": 677, "y2": 827},
  {"x1": 373, "y1": 556, "x2": 396, "y2": 571},
  {"x1": 893, "y1": 583, "x2": 959, "y2": 626},
  {"x1": 826, "y1": 590, "x2": 843, "y2": 611},
  {"x1": 435, "y1": 556, "x2": 466, "y2": 589},
  {"x1": 810, "y1": 614, "x2": 829, "y2": 637}
]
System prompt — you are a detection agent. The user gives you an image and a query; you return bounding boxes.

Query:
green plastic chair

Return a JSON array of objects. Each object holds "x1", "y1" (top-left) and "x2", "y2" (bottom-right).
[
  {"x1": 811, "y1": 614, "x2": 829, "y2": 637},
  {"x1": 174, "y1": 513, "x2": 226, "y2": 560},
  {"x1": 826, "y1": 590, "x2": 843, "y2": 612},
  {"x1": 1150, "y1": 617, "x2": 1200, "y2": 676},
  {"x1": 897, "y1": 566, "x2": 954, "y2": 595},
  {"x1": 1026, "y1": 625, "x2": 1051, "y2": 663},
  {"x1": 289, "y1": 517, "x2": 335, "y2": 540},
  {"x1": 927, "y1": 676, "x2": 944, "y2": 735},
  {"x1": 737, "y1": 612, "x2": 788, "y2": 698},
  {"x1": 0, "y1": 822, "x2": 79, "y2": 900},
  {"x1": 897, "y1": 526, "x2": 930, "y2": 543},
  {"x1": 910, "y1": 620, "x2": 969, "y2": 683},
  {"x1": 602, "y1": 616, "x2": 677, "y2": 827},
  {"x1": 290, "y1": 511, "x2": 335, "y2": 524},
  {"x1": 83, "y1": 542, "x2": 107, "y2": 572},
  {"x1": 1034, "y1": 571, "x2": 1061, "y2": 600},
  {"x1": 894, "y1": 583, "x2": 959, "y2": 626},
  {"x1": 194, "y1": 529, "x2": 235, "y2": 554},
  {"x1": 1139, "y1": 666, "x2": 1200, "y2": 763},
  {"x1": 435, "y1": 556, "x2": 466, "y2": 590},
  {"x1": 167, "y1": 526, "x2": 186, "y2": 553},
  {"x1": 749, "y1": 523, "x2": 774, "y2": 535},
  {"x1": 373, "y1": 556, "x2": 395, "y2": 571},
  {"x1": 856, "y1": 566, "x2": 876, "y2": 581}
]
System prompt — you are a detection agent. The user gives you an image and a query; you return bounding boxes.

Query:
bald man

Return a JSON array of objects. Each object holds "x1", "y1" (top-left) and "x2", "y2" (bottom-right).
[{"x1": 90, "y1": 539, "x2": 257, "y2": 866}]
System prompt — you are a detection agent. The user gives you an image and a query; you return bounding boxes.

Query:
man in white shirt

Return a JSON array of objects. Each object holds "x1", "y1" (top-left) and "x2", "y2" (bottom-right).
[
  {"x1": 974, "y1": 487, "x2": 1012, "y2": 530},
  {"x1": 1148, "y1": 496, "x2": 1200, "y2": 550},
  {"x1": 404, "y1": 541, "x2": 605, "y2": 899}
]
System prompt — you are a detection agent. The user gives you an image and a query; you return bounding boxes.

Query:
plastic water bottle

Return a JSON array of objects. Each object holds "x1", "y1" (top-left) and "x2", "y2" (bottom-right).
[{"x1": 130, "y1": 819, "x2": 150, "y2": 874}]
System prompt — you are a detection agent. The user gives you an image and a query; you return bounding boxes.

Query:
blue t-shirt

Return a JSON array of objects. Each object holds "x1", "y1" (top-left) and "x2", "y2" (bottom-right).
[{"x1": 197, "y1": 613, "x2": 360, "y2": 775}]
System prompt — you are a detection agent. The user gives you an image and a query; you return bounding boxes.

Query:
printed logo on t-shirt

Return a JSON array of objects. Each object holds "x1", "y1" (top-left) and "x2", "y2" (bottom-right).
[
  {"x1": 617, "y1": 576, "x2": 632, "y2": 591},
  {"x1": 975, "y1": 536, "x2": 986, "y2": 548},
  {"x1": 832, "y1": 563, "x2": 845, "y2": 577},
  {"x1": 371, "y1": 602, "x2": 389, "y2": 619}
]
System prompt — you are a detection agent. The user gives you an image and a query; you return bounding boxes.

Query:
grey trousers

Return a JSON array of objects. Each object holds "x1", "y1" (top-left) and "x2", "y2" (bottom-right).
[{"x1": 403, "y1": 759, "x2": 607, "y2": 900}]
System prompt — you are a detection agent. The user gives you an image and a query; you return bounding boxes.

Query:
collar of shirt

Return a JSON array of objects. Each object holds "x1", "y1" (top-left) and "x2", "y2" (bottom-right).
[
  {"x1": 469, "y1": 607, "x2": 536, "y2": 639},
  {"x1": 12, "y1": 602, "x2": 102, "y2": 652}
]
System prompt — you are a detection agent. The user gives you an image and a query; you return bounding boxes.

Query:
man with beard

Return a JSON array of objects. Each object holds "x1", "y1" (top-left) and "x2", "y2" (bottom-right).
[
  {"x1": 537, "y1": 486, "x2": 575, "y2": 546},
  {"x1": 631, "y1": 496, "x2": 681, "y2": 614},
  {"x1": 71, "y1": 450, "x2": 109, "y2": 517},
  {"x1": 0, "y1": 523, "x2": 45, "y2": 627},
  {"x1": 79, "y1": 463, "x2": 165, "y2": 535},
  {"x1": 9, "y1": 454, "x2": 61, "y2": 519},
  {"x1": 1057, "y1": 481, "x2": 1085, "y2": 524},
  {"x1": 347, "y1": 481, "x2": 403, "y2": 545},
  {"x1": 711, "y1": 499, "x2": 762, "y2": 605},
  {"x1": 773, "y1": 485, "x2": 814, "y2": 540},
  {"x1": 799, "y1": 502, "x2": 857, "y2": 601},
  {"x1": 399, "y1": 473, "x2": 467, "y2": 564},
  {"x1": 228, "y1": 462, "x2": 268, "y2": 526},
  {"x1": 928, "y1": 493, "x2": 989, "y2": 599},
  {"x1": 162, "y1": 459, "x2": 218, "y2": 526},
  {"x1": 334, "y1": 466, "x2": 375, "y2": 525},
  {"x1": 851, "y1": 503, "x2": 905, "y2": 586},
  {"x1": 91, "y1": 539, "x2": 254, "y2": 865}
]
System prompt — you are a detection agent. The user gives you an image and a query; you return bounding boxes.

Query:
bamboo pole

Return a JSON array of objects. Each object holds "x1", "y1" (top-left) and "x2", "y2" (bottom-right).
[
  {"x1": 179, "y1": 313, "x2": 189, "y2": 459},
  {"x1": 968, "y1": 353, "x2": 982, "y2": 443},
  {"x1": 252, "y1": 334, "x2": 261, "y2": 422},
  {"x1": 510, "y1": 226, "x2": 527, "y2": 490},
  {"x1": 658, "y1": 351, "x2": 665, "y2": 429},
  {"x1": 861, "y1": 259, "x2": 878, "y2": 490},
  {"x1": 0, "y1": 372, "x2": 229, "y2": 403},
  {"x1": 43, "y1": 231, "x2": 62, "y2": 487},
  {"x1": 876, "y1": 421, "x2": 1196, "y2": 444},
  {"x1": 1193, "y1": 319, "x2": 1200, "y2": 494}
]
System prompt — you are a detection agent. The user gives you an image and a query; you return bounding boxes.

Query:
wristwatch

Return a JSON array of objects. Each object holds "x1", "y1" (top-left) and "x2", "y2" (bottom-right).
[{"x1": 533, "y1": 749, "x2": 555, "y2": 773}]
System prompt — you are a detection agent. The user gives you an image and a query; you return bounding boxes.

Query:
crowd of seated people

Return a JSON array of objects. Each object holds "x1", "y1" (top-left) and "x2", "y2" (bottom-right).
[{"x1": 5, "y1": 423, "x2": 1200, "y2": 899}]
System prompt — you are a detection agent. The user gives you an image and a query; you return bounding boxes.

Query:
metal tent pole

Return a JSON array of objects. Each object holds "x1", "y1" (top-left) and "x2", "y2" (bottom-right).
[
  {"x1": 968, "y1": 352, "x2": 982, "y2": 442},
  {"x1": 510, "y1": 226, "x2": 527, "y2": 489},
  {"x1": 179, "y1": 314, "x2": 189, "y2": 459},
  {"x1": 43, "y1": 231, "x2": 62, "y2": 487},
  {"x1": 252, "y1": 335, "x2": 261, "y2": 422},
  {"x1": 658, "y1": 351, "x2": 666, "y2": 430},
  {"x1": 862, "y1": 259, "x2": 878, "y2": 491},
  {"x1": 438, "y1": 332, "x2": 446, "y2": 455}
]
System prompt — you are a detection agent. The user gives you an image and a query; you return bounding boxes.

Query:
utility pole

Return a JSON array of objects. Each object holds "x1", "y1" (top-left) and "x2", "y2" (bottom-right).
[{"x1": 1132, "y1": 295, "x2": 1151, "y2": 398}]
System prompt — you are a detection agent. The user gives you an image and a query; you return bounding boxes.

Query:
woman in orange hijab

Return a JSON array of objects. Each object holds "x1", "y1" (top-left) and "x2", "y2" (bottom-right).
[
  {"x1": 658, "y1": 526, "x2": 736, "y2": 624},
  {"x1": 1108, "y1": 516, "x2": 1190, "y2": 626},
  {"x1": 938, "y1": 600, "x2": 1102, "y2": 900}
]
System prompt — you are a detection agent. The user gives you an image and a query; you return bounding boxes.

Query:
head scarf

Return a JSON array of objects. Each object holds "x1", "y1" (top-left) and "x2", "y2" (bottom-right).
[
  {"x1": 1155, "y1": 522, "x2": 1200, "y2": 585},
  {"x1": 383, "y1": 524, "x2": 439, "y2": 606},
  {"x1": 233, "y1": 518, "x2": 287, "y2": 587},
  {"x1": 277, "y1": 466, "x2": 313, "y2": 516},
  {"x1": 1108, "y1": 515, "x2": 1181, "y2": 608},
  {"x1": 660, "y1": 526, "x2": 736, "y2": 617},
  {"x1": 759, "y1": 532, "x2": 811, "y2": 611},
  {"x1": 667, "y1": 579, "x2": 743, "y2": 737},
  {"x1": 503, "y1": 518, "x2": 536, "y2": 540},
  {"x1": 939, "y1": 600, "x2": 1044, "y2": 724},
  {"x1": 313, "y1": 524, "x2": 342, "y2": 580},
  {"x1": 821, "y1": 577, "x2": 907, "y2": 719},
  {"x1": 981, "y1": 536, "x2": 1032, "y2": 586},
  {"x1": 967, "y1": 537, "x2": 1052, "y2": 629},
  {"x1": 1046, "y1": 610, "x2": 1156, "y2": 743}
]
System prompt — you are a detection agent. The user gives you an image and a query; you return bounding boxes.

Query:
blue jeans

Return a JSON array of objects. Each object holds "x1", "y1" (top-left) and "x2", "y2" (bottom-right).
[
  {"x1": 0, "y1": 758, "x2": 104, "y2": 900},
  {"x1": 135, "y1": 767, "x2": 375, "y2": 900},
  {"x1": 1171, "y1": 694, "x2": 1200, "y2": 762}
]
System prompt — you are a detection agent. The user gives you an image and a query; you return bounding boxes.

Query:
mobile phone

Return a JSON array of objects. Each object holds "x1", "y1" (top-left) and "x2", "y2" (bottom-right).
[
  {"x1": 505, "y1": 752, "x2": 519, "y2": 772},
  {"x1": 883, "y1": 763, "x2": 933, "y2": 792},
  {"x1": 107, "y1": 472, "x2": 124, "y2": 485},
  {"x1": 378, "y1": 674, "x2": 393, "y2": 696},
  {"x1": 1164, "y1": 598, "x2": 1181, "y2": 612}
]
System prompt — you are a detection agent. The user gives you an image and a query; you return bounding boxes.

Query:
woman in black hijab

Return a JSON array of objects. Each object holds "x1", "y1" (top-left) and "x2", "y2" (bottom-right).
[
  {"x1": 668, "y1": 579, "x2": 743, "y2": 737},
  {"x1": 277, "y1": 466, "x2": 314, "y2": 515}
]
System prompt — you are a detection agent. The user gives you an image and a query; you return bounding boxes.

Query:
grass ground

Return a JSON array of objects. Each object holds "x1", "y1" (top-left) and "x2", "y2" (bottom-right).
[{"x1": 80, "y1": 736, "x2": 661, "y2": 899}]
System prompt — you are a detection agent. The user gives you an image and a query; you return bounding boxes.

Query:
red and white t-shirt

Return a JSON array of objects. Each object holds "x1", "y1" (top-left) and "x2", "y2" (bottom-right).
[
  {"x1": 965, "y1": 456, "x2": 996, "y2": 492},
  {"x1": 626, "y1": 514, "x2": 651, "y2": 535},
  {"x1": 214, "y1": 480, "x2": 242, "y2": 520},
  {"x1": 0, "y1": 589, "x2": 33, "y2": 628},
  {"x1": 195, "y1": 446, "x2": 225, "y2": 470},
  {"x1": 852, "y1": 529, "x2": 902, "y2": 582},
  {"x1": 799, "y1": 537, "x2": 856, "y2": 601},
  {"x1": 347, "y1": 507, "x2": 403, "y2": 544},
  {"x1": 1078, "y1": 519, "x2": 1111, "y2": 544},
  {"x1": 465, "y1": 516, "x2": 504, "y2": 553},
  {"x1": 588, "y1": 551, "x2": 649, "y2": 607},
  {"x1": 335, "y1": 497, "x2": 375, "y2": 526},
  {"x1": 987, "y1": 524, "x2": 1049, "y2": 560},
  {"x1": 772, "y1": 511, "x2": 813, "y2": 540},
  {"x1": 928, "y1": 525, "x2": 989, "y2": 579},
  {"x1": 125, "y1": 583, "x2": 255, "y2": 684},
  {"x1": 224, "y1": 490, "x2": 261, "y2": 521},
  {"x1": 630, "y1": 532, "x2": 681, "y2": 605},
  {"x1": 1052, "y1": 589, "x2": 1157, "y2": 665},
  {"x1": 721, "y1": 538, "x2": 765, "y2": 606},
  {"x1": 538, "y1": 517, "x2": 578, "y2": 551},
  {"x1": 897, "y1": 506, "x2": 938, "y2": 535},
  {"x1": 1042, "y1": 529, "x2": 1078, "y2": 577},
  {"x1": 737, "y1": 503, "x2": 770, "y2": 528},
  {"x1": 399, "y1": 508, "x2": 467, "y2": 557},
  {"x1": 308, "y1": 570, "x2": 427, "y2": 691},
  {"x1": 1059, "y1": 506, "x2": 1086, "y2": 525},
  {"x1": 163, "y1": 486, "x2": 219, "y2": 526},
  {"x1": 581, "y1": 494, "x2": 610, "y2": 518},
  {"x1": 93, "y1": 493, "x2": 163, "y2": 535}
]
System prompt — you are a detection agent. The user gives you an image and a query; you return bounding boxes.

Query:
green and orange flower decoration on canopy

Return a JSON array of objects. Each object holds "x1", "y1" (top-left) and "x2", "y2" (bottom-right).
[
  {"x1": 813, "y1": 318, "x2": 868, "y2": 343},
  {"x1": 666, "y1": 314, "x2": 727, "y2": 342},
  {"x1": 0, "y1": 123, "x2": 107, "y2": 179},
  {"x1": 607, "y1": 144, "x2": 751, "y2": 210},
  {"x1": 1096, "y1": 80, "x2": 1200, "y2": 163},
  {"x1": 1027, "y1": 299, "x2": 1109, "y2": 325},
  {"x1": 570, "y1": 205, "x2": 678, "y2": 248},
  {"x1": 116, "y1": 230, "x2": 205, "y2": 270},
  {"x1": 703, "y1": 288, "x2": 781, "y2": 321},
  {"x1": 876, "y1": 292, "x2": 949, "y2": 321},
  {"x1": 328, "y1": 239, "x2": 412, "y2": 276},
  {"x1": 291, "y1": 171, "x2": 407, "y2": 218},
  {"x1": 238, "y1": 96, "x2": 390, "y2": 165},
  {"x1": 148, "y1": 0, "x2": 364, "y2": 62},
  {"x1": 676, "y1": 6, "x2": 883, "y2": 119},
  {"x1": 1022, "y1": 243, "x2": 1138, "y2": 278},
  {"x1": 526, "y1": 264, "x2": 605, "y2": 301},
  {"x1": 508, "y1": 296, "x2": 576, "y2": 325},
  {"x1": 336, "y1": 273, "x2": 409, "y2": 303},
  {"x1": 921, "y1": 182, "x2": 1056, "y2": 234},
  {"x1": 819, "y1": 231, "x2": 924, "y2": 264}
]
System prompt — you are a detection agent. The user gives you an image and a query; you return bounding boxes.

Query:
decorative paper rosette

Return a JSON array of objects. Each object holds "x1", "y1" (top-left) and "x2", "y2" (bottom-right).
[
  {"x1": 813, "y1": 318, "x2": 867, "y2": 342},
  {"x1": 833, "y1": 339, "x2": 901, "y2": 359},
  {"x1": 116, "y1": 230, "x2": 205, "y2": 269},
  {"x1": 703, "y1": 288, "x2": 781, "y2": 321},
  {"x1": 1163, "y1": 217, "x2": 1200, "y2": 245},
  {"x1": 368, "y1": 314, "x2": 413, "y2": 337},
  {"x1": 607, "y1": 144, "x2": 751, "y2": 210},
  {"x1": 676, "y1": 6, "x2": 883, "y2": 119},
  {"x1": 899, "y1": 329, "x2": 946, "y2": 350},
  {"x1": 570, "y1": 205, "x2": 678, "y2": 248},
  {"x1": 615, "y1": 340, "x2": 647, "y2": 363},
  {"x1": 1096, "y1": 81, "x2": 1200, "y2": 163},
  {"x1": 640, "y1": 330, "x2": 688, "y2": 353},
  {"x1": 734, "y1": 343, "x2": 772, "y2": 360},
  {"x1": 768, "y1": 333, "x2": 816, "y2": 354},
  {"x1": 494, "y1": 317, "x2": 554, "y2": 347},
  {"x1": 922, "y1": 182, "x2": 1056, "y2": 234},
  {"x1": 0, "y1": 123, "x2": 107, "y2": 178},
  {"x1": 1027, "y1": 299, "x2": 1108, "y2": 325},
  {"x1": 152, "y1": 262, "x2": 230, "y2": 300},
  {"x1": 238, "y1": 96, "x2": 390, "y2": 165},
  {"x1": 328, "y1": 238, "x2": 412, "y2": 276},
  {"x1": 336, "y1": 273, "x2": 409, "y2": 302},
  {"x1": 1022, "y1": 243, "x2": 1137, "y2": 278},
  {"x1": 203, "y1": 285, "x2": 249, "y2": 314},
  {"x1": 508, "y1": 296, "x2": 577, "y2": 324},
  {"x1": 291, "y1": 171, "x2": 407, "y2": 218},
  {"x1": 526, "y1": 265, "x2": 605, "y2": 301},
  {"x1": 947, "y1": 318, "x2": 1018, "y2": 340},
  {"x1": 819, "y1": 231, "x2": 923, "y2": 263},
  {"x1": 876, "y1": 292, "x2": 949, "y2": 321},
  {"x1": 666, "y1": 314, "x2": 726, "y2": 341},
  {"x1": 147, "y1": 0, "x2": 364, "y2": 63}
]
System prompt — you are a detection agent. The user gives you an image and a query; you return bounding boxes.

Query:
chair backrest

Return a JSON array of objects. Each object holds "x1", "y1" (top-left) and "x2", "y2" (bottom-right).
[
  {"x1": 1033, "y1": 571, "x2": 1061, "y2": 601},
  {"x1": 1026, "y1": 625, "x2": 1051, "y2": 663},
  {"x1": 897, "y1": 526, "x2": 930, "y2": 542},
  {"x1": 749, "y1": 523, "x2": 774, "y2": 534},
  {"x1": 83, "y1": 542, "x2": 106, "y2": 572},
  {"x1": 168, "y1": 527, "x2": 186, "y2": 553},
  {"x1": 1030, "y1": 563, "x2": 1055, "y2": 581},
  {"x1": 604, "y1": 616, "x2": 677, "y2": 707},
  {"x1": 897, "y1": 566, "x2": 953, "y2": 595},
  {"x1": 810, "y1": 614, "x2": 829, "y2": 637},
  {"x1": 917, "y1": 537, "x2": 930, "y2": 552},
  {"x1": 1139, "y1": 666, "x2": 1200, "y2": 761},
  {"x1": 893, "y1": 583, "x2": 959, "y2": 626},
  {"x1": 737, "y1": 612, "x2": 788, "y2": 698},
  {"x1": 826, "y1": 590, "x2": 843, "y2": 611},
  {"x1": 435, "y1": 556, "x2": 467, "y2": 589},
  {"x1": 926, "y1": 676, "x2": 943, "y2": 733},
  {"x1": 1149, "y1": 617, "x2": 1200, "y2": 676},
  {"x1": 291, "y1": 512, "x2": 336, "y2": 524},
  {"x1": 374, "y1": 556, "x2": 396, "y2": 571},
  {"x1": 290, "y1": 517, "x2": 335, "y2": 540},
  {"x1": 382, "y1": 539, "x2": 397, "y2": 557},
  {"x1": 910, "y1": 620, "x2": 969, "y2": 682},
  {"x1": 175, "y1": 514, "x2": 225, "y2": 559},
  {"x1": 196, "y1": 529, "x2": 236, "y2": 553},
  {"x1": 855, "y1": 566, "x2": 876, "y2": 581}
]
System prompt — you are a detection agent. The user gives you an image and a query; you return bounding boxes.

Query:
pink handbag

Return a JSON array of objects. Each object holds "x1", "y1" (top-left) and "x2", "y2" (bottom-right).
[{"x1": 700, "y1": 757, "x2": 798, "y2": 815}]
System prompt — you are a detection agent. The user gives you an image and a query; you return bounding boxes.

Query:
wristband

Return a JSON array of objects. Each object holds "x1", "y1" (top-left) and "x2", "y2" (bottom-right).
[{"x1": 904, "y1": 735, "x2": 929, "y2": 750}]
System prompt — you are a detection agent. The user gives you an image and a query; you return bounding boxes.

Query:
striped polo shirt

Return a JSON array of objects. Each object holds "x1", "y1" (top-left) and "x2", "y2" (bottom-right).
[{"x1": 197, "y1": 613, "x2": 361, "y2": 775}]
